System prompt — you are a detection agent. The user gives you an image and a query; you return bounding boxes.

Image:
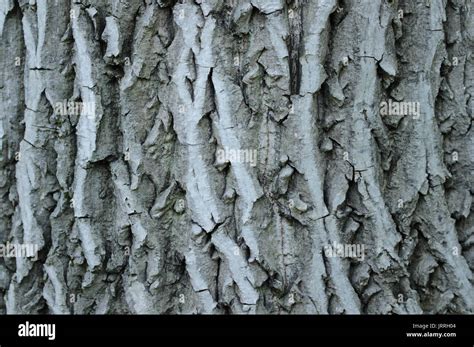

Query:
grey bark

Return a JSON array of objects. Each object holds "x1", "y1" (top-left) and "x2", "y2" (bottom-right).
[{"x1": 0, "y1": 0, "x2": 473, "y2": 314}]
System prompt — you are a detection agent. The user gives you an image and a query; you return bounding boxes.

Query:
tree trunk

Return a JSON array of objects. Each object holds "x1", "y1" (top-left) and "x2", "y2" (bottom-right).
[{"x1": 0, "y1": 0, "x2": 473, "y2": 314}]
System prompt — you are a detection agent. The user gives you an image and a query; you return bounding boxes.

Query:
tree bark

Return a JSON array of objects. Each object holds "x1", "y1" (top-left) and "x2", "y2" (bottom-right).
[{"x1": 0, "y1": 0, "x2": 473, "y2": 314}]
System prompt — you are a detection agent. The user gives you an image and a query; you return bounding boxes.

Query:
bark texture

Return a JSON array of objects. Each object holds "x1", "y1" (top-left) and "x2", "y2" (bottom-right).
[{"x1": 0, "y1": 0, "x2": 473, "y2": 314}]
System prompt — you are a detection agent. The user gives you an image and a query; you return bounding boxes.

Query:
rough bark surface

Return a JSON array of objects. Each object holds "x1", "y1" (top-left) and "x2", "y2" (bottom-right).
[{"x1": 0, "y1": 0, "x2": 473, "y2": 314}]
